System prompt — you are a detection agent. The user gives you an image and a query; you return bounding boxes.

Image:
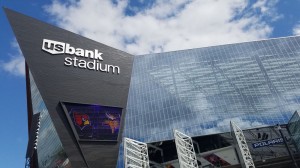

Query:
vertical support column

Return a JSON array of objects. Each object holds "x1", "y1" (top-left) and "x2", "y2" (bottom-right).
[
  {"x1": 230, "y1": 121, "x2": 255, "y2": 168},
  {"x1": 25, "y1": 112, "x2": 41, "y2": 168},
  {"x1": 124, "y1": 137, "x2": 150, "y2": 168},
  {"x1": 173, "y1": 130, "x2": 198, "y2": 168}
]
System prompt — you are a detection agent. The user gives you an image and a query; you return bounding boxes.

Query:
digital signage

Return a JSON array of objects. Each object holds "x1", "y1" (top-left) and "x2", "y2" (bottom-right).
[{"x1": 61, "y1": 102, "x2": 123, "y2": 141}]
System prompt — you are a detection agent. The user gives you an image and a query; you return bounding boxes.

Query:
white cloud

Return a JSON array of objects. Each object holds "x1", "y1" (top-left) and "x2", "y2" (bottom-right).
[
  {"x1": 1, "y1": 41, "x2": 25, "y2": 76},
  {"x1": 217, "y1": 117, "x2": 265, "y2": 129},
  {"x1": 252, "y1": 0, "x2": 282, "y2": 21},
  {"x1": 44, "y1": 0, "x2": 280, "y2": 55},
  {"x1": 293, "y1": 23, "x2": 300, "y2": 35}
]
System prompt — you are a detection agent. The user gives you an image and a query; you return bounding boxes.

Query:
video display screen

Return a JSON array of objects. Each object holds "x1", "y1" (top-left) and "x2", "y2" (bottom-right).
[{"x1": 62, "y1": 102, "x2": 122, "y2": 141}]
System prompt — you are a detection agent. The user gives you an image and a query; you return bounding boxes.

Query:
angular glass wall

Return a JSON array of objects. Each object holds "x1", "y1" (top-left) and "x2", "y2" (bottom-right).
[
  {"x1": 29, "y1": 72, "x2": 71, "y2": 167},
  {"x1": 124, "y1": 36, "x2": 300, "y2": 143},
  {"x1": 288, "y1": 111, "x2": 300, "y2": 152}
]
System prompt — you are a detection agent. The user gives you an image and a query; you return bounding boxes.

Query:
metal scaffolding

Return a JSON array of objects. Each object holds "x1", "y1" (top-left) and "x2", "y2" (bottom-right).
[
  {"x1": 230, "y1": 121, "x2": 255, "y2": 168},
  {"x1": 174, "y1": 130, "x2": 198, "y2": 168},
  {"x1": 124, "y1": 137, "x2": 150, "y2": 168}
]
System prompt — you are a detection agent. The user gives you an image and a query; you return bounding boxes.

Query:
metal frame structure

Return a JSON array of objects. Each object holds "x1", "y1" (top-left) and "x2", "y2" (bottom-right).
[
  {"x1": 124, "y1": 137, "x2": 150, "y2": 168},
  {"x1": 230, "y1": 121, "x2": 255, "y2": 168},
  {"x1": 173, "y1": 130, "x2": 198, "y2": 168}
]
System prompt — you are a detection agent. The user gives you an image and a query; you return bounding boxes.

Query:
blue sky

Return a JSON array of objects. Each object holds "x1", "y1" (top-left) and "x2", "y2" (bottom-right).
[{"x1": 1, "y1": 0, "x2": 300, "y2": 167}]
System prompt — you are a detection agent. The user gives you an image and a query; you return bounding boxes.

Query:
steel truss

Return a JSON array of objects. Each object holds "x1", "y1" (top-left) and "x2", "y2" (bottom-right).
[
  {"x1": 124, "y1": 137, "x2": 150, "y2": 168},
  {"x1": 174, "y1": 130, "x2": 198, "y2": 168},
  {"x1": 230, "y1": 121, "x2": 255, "y2": 168}
]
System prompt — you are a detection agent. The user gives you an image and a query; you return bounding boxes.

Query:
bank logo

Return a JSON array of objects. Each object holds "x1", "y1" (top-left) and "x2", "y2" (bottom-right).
[
  {"x1": 42, "y1": 39, "x2": 66, "y2": 54},
  {"x1": 42, "y1": 39, "x2": 103, "y2": 60}
]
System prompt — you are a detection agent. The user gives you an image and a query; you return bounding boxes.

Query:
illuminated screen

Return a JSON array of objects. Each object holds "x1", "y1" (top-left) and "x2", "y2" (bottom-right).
[{"x1": 62, "y1": 102, "x2": 122, "y2": 141}]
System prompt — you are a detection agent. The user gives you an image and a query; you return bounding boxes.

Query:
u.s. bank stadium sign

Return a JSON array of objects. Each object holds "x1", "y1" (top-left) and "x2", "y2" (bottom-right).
[{"x1": 42, "y1": 39, "x2": 120, "y2": 74}]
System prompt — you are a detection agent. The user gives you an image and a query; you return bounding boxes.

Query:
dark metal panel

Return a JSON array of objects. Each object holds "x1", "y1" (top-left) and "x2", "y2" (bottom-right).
[
  {"x1": 5, "y1": 8, "x2": 134, "y2": 168},
  {"x1": 25, "y1": 63, "x2": 33, "y2": 136}
]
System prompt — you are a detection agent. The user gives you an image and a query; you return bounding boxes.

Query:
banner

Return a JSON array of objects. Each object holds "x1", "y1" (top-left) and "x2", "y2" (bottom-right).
[{"x1": 252, "y1": 138, "x2": 283, "y2": 148}]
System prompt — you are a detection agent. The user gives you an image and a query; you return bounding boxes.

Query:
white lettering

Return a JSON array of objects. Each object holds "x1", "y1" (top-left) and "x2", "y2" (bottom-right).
[
  {"x1": 42, "y1": 39, "x2": 65, "y2": 54},
  {"x1": 78, "y1": 60, "x2": 87, "y2": 68},
  {"x1": 94, "y1": 49, "x2": 103, "y2": 60},
  {"x1": 87, "y1": 60, "x2": 96, "y2": 70},
  {"x1": 65, "y1": 43, "x2": 75, "y2": 55},
  {"x1": 64, "y1": 57, "x2": 72, "y2": 66},
  {"x1": 43, "y1": 39, "x2": 120, "y2": 74},
  {"x1": 75, "y1": 48, "x2": 84, "y2": 56},
  {"x1": 108, "y1": 65, "x2": 120, "y2": 74},
  {"x1": 42, "y1": 39, "x2": 103, "y2": 59},
  {"x1": 63, "y1": 57, "x2": 120, "y2": 74},
  {"x1": 85, "y1": 50, "x2": 94, "y2": 58}
]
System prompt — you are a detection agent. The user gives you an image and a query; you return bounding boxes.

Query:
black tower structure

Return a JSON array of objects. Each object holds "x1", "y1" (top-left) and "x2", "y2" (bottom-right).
[{"x1": 5, "y1": 8, "x2": 134, "y2": 168}]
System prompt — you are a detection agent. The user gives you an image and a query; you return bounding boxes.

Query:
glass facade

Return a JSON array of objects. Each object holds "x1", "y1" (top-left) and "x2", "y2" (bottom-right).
[
  {"x1": 288, "y1": 111, "x2": 300, "y2": 152},
  {"x1": 29, "y1": 72, "x2": 71, "y2": 167},
  {"x1": 124, "y1": 36, "x2": 300, "y2": 143}
]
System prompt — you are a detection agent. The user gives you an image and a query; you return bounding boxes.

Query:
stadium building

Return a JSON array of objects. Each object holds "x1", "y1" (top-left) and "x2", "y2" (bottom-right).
[{"x1": 5, "y1": 8, "x2": 300, "y2": 168}]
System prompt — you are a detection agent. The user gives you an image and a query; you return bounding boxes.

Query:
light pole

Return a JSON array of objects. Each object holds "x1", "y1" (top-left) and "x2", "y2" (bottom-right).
[{"x1": 276, "y1": 124, "x2": 299, "y2": 168}]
